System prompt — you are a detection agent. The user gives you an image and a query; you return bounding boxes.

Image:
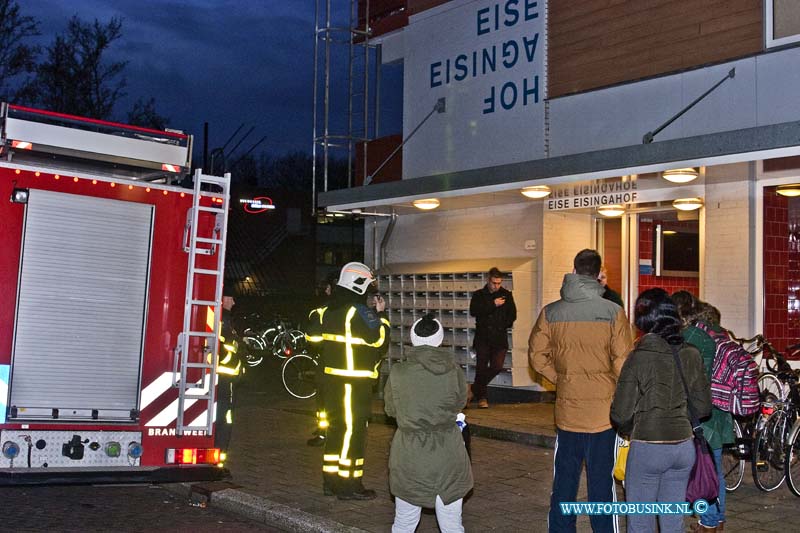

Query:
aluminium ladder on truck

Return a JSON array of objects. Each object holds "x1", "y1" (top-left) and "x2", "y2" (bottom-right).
[{"x1": 174, "y1": 169, "x2": 231, "y2": 436}]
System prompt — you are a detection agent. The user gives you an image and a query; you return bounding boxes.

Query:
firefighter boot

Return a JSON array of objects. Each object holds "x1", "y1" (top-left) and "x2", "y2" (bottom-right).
[
  {"x1": 307, "y1": 435, "x2": 326, "y2": 446},
  {"x1": 336, "y1": 479, "x2": 377, "y2": 500},
  {"x1": 307, "y1": 429, "x2": 326, "y2": 446},
  {"x1": 322, "y1": 473, "x2": 337, "y2": 497}
]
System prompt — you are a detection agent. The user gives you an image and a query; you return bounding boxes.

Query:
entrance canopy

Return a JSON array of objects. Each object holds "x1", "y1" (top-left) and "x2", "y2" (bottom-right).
[{"x1": 319, "y1": 120, "x2": 800, "y2": 213}]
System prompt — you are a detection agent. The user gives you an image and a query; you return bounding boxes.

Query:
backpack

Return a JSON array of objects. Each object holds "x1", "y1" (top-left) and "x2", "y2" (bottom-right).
[{"x1": 696, "y1": 323, "x2": 760, "y2": 416}]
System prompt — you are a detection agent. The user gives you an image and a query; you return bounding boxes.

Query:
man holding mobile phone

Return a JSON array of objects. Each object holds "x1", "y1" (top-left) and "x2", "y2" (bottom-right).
[{"x1": 468, "y1": 267, "x2": 516, "y2": 408}]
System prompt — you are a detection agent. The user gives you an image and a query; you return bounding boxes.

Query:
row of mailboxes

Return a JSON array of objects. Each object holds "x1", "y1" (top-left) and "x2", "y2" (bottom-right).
[{"x1": 378, "y1": 272, "x2": 514, "y2": 388}]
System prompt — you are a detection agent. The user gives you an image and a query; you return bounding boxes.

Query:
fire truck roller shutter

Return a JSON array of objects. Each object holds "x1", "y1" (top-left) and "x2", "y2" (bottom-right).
[{"x1": 9, "y1": 189, "x2": 153, "y2": 421}]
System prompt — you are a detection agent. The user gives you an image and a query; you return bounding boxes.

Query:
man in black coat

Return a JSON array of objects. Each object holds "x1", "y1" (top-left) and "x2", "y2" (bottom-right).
[{"x1": 469, "y1": 267, "x2": 516, "y2": 408}]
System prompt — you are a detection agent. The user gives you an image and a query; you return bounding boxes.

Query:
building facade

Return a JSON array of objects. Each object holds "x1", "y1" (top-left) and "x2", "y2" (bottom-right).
[{"x1": 318, "y1": 0, "x2": 800, "y2": 390}]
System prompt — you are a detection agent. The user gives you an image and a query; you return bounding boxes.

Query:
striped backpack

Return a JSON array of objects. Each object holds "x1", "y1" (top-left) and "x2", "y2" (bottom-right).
[{"x1": 696, "y1": 324, "x2": 760, "y2": 416}]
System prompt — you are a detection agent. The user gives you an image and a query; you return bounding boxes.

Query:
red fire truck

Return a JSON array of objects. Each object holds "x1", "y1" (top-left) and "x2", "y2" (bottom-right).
[{"x1": 0, "y1": 103, "x2": 231, "y2": 484}]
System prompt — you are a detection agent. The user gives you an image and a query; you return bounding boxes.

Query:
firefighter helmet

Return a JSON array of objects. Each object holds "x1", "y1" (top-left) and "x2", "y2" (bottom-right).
[{"x1": 337, "y1": 262, "x2": 375, "y2": 295}]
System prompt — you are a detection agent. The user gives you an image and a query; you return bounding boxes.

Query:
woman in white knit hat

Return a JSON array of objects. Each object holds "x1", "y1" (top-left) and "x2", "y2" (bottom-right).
[{"x1": 385, "y1": 314, "x2": 473, "y2": 533}]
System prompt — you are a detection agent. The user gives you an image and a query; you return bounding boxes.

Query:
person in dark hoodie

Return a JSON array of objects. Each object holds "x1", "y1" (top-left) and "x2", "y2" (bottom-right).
[{"x1": 385, "y1": 314, "x2": 474, "y2": 533}]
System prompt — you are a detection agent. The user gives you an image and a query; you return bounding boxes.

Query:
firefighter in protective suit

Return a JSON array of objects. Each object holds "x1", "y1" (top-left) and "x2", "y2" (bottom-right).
[
  {"x1": 214, "y1": 290, "x2": 242, "y2": 458},
  {"x1": 306, "y1": 262, "x2": 389, "y2": 500}
]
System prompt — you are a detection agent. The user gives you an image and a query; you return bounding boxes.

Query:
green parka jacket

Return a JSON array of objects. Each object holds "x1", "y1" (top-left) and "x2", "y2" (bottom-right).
[
  {"x1": 384, "y1": 345, "x2": 473, "y2": 507},
  {"x1": 611, "y1": 334, "x2": 712, "y2": 442}
]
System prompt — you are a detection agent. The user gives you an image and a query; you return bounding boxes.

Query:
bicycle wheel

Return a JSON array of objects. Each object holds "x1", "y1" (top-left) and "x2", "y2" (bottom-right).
[
  {"x1": 787, "y1": 421, "x2": 800, "y2": 496},
  {"x1": 722, "y1": 418, "x2": 745, "y2": 492},
  {"x1": 752, "y1": 409, "x2": 789, "y2": 491},
  {"x1": 281, "y1": 354, "x2": 318, "y2": 399},
  {"x1": 759, "y1": 372, "x2": 787, "y2": 402}
]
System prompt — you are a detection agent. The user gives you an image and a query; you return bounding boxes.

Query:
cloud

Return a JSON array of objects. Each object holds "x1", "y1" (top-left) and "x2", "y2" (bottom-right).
[{"x1": 22, "y1": 0, "x2": 337, "y2": 155}]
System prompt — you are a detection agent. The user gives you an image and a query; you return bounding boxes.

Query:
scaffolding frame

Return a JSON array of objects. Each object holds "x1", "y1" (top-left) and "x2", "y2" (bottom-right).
[{"x1": 312, "y1": 0, "x2": 380, "y2": 210}]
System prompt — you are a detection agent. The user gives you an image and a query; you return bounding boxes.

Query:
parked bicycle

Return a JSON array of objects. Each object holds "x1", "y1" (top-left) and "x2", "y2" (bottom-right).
[
  {"x1": 721, "y1": 333, "x2": 794, "y2": 492},
  {"x1": 749, "y1": 340, "x2": 800, "y2": 492},
  {"x1": 238, "y1": 315, "x2": 307, "y2": 367}
]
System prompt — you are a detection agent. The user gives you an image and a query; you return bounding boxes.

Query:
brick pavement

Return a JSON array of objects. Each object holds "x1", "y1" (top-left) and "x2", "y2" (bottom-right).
[
  {"x1": 222, "y1": 367, "x2": 800, "y2": 532},
  {"x1": 0, "y1": 484, "x2": 279, "y2": 532}
]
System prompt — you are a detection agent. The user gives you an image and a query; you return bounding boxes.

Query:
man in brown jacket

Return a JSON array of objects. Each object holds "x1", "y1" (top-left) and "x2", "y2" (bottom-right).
[{"x1": 529, "y1": 249, "x2": 633, "y2": 533}]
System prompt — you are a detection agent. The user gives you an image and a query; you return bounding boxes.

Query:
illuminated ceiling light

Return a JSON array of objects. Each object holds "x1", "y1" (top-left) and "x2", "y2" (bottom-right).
[
  {"x1": 520, "y1": 185, "x2": 552, "y2": 199},
  {"x1": 777, "y1": 184, "x2": 800, "y2": 197},
  {"x1": 672, "y1": 197, "x2": 704, "y2": 211},
  {"x1": 597, "y1": 204, "x2": 625, "y2": 217},
  {"x1": 662, "y1": 230, "x2": 677, "y2": 235},
  {"x1": 412, "y1": 198, "x2": 440, "y2": 210},
  {"x1": 661, "y1": 167, "x2": 699, "y2": 184}
]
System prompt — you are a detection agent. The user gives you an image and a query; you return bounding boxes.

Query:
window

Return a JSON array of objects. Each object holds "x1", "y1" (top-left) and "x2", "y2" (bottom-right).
[{"x1": 767, "y1": 0, "x2": 800, "y2": 48}]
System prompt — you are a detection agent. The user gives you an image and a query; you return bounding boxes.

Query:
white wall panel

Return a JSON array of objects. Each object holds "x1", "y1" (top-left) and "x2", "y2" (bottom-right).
[
  {"x1": 544, "y1": 47, "x2": 800, "y2": 159},
  {"x1": 403, "y1": 0, "x2": 546, "y2": 179},
  {"x1": 679, "y1": 59, "x2": 757, "y2": 139},
  {"x1": 756, "y1": 48, "x2": 800, "y2": 126},
  {"x1": 548, "y1": 75, "x2": 683, "y2": 156},
  {"x1": 702, "y1": 163, "x2": 754, "y2": 337}
]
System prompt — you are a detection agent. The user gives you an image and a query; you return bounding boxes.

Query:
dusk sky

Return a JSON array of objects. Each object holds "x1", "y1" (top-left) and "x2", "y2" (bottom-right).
[{"x1": 22, "y1": 1, "x2": 399, "y2": 159}]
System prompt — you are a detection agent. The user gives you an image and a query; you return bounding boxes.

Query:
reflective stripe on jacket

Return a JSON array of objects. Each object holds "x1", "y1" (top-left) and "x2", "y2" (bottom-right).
[{"x1": 306, "y1": 300, "x2": 389, "y2": 379}]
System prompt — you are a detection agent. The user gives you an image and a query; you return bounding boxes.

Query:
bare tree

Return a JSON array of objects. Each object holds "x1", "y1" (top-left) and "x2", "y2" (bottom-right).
[
  {"x1": 127, "y1": 97, "x2": 169, "y2": 130},
  {"x1": 33, "y1": 16, "x2": 126, "y2": 119},
  {"x1": 0, "y1": 0, "x2": 40, "y2": 103}
]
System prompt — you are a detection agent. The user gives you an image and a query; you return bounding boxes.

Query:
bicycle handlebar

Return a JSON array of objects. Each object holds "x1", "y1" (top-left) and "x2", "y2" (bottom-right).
[
  {"x1": 725, "y1": 330, "x2": 763, "y2": 346},
  {"x1": 724, "y1": 329, "x2": 796, "y2": 373},
  {"x1": 760, "y1": 340, "x2": 795, "y2": 374}
]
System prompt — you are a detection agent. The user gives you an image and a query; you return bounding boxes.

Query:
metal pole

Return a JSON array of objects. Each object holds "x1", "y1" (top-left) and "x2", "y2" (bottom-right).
[
  {"x1": 362, "y1": 1, "x2": 370, "y2": 186},
  {"x1": 374, "y1": 44, "x2": 382, "y2": 138},
  {"x1": 643, "y1": 68, "x2": 735, "y2": 144},
  {"x1": 324, "y1": 0, "x2": 331, "y2": 192},
  {"x1": 226, "y1": 126, "x2": 254, "y2": 161},
  {"x1": 346, "y1": 0, "x2": 355, "y2": 188},
  {"x1": 312, "y1": 0, "x2": 320, "y2": 214},
  {"x1": 366, "y1": 98, "x2": 445, "y2": 184}
]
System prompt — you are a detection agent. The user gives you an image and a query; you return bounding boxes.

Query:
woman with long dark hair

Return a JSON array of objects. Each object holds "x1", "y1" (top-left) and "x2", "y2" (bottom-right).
[{"x1": 611, "y1": 288, "x2": 711, "y2": 532}]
